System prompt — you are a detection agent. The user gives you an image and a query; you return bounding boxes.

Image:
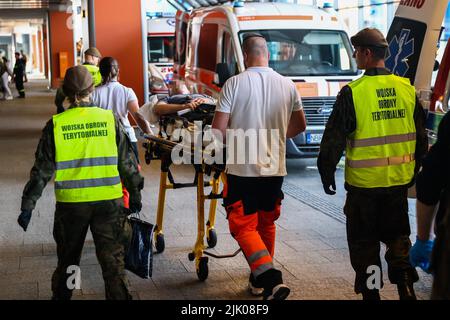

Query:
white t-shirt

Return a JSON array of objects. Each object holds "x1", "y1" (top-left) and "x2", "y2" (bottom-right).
[
  {"x1": 92, "y1": 81, "x2": 138, "y2": 142},
  {"x1": 217, "y1": 67, "x2": 302, "y2": 177}
]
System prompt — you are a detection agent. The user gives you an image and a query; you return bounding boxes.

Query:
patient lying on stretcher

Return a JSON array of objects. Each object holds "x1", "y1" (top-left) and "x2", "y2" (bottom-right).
[{"x1": 139, "y1": 94, "x2": 217, "y2": 139}]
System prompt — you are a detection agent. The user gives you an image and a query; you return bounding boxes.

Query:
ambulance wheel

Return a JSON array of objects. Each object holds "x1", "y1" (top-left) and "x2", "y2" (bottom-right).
[
  {"x1": 207, "y1": 229, "x2": 217, "y2": 248},
  {"x1": 155, "y1": 234, "x2": 165, "y2": 253},
  {"x1": 197, "y1": 257, "x2": 209, "y2": 281}
]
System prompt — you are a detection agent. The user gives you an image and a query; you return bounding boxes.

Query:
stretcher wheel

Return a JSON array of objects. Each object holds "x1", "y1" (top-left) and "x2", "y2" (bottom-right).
[
  {"x1": 207, "y1": 229, "x2": 217, "y2": 248},
  {"x1": 155, "y1": 234, "x2": 165, "y2": 253},
  {"x1": 145, "y1": 151, "x2": 152, "y2": 165},
  {"x1": 197, "y1": 257, "x2": 209, "y2": 281},
  {"x1": 188, "y1": 252, "x2": 195, "y2": 261}
]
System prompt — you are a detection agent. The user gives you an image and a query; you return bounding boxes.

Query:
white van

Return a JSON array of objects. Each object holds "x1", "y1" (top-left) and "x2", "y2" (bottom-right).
[
  {"x1": 172, "y1": 2, "x2": 358, "y2": 158},
  {"x1": 147, "y1": 16, "x2": 176, "y2": 95}
]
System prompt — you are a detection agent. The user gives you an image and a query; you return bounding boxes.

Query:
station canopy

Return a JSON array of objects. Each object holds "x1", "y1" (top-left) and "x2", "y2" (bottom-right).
[
  {"x1": 167, "y1": 0, "x2": 238, "y2": 11},
  {"x1": 0, "y1": 0, "x2": 69, "y2": 9}
]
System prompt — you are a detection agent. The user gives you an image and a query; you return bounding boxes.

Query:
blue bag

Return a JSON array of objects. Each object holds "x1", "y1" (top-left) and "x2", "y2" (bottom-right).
[{"x1": 125, "y1": 216, "x2": 154, "y2": 279}]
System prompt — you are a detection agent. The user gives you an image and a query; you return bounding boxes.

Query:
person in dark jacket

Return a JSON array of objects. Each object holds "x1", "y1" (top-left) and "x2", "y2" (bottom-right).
[
  {"x1": 12, "y1": 52, "x2": 25, "y2": 98},
  {"x1": 410, "y1": 111, "x2": 450, "y2": 299},
  {"x1": 317, "y1": 28, "x2": 428, "y2": 300}
]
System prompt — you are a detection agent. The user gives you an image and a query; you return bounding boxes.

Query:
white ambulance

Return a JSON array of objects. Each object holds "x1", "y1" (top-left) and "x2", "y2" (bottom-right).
[
  {"x1": 172, "y1": 2, "x2": 359, "y2": 158},
  {"x1": 147, "y1": 16, "x2": 176, "y2": 95}
]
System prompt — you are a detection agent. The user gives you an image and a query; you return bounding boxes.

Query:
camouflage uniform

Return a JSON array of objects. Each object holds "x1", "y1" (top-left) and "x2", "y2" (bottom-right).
[
  {"x1": 317, "y1": 68, "x2": 428, "y2": 294},
  {"x1": 21, "y1": 103, "x2": 143, "y2": 300},
  {"x1": 416, "y1": 112, "x2": 450, "y2": 299}
]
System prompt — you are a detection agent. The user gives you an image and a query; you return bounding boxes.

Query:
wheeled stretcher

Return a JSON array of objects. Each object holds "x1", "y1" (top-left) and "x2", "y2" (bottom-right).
[{"x1": 142, "y1": 105, "x2": 241, "y2": 281}]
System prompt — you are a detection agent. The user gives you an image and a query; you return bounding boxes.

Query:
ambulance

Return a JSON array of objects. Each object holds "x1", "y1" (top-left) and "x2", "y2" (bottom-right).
[
  {"x1": 147, "y1": 16, "x2": 176, "y2": 95},
  {"x1": 172, "y1": 2, "x2": 359, "y2": 158}
]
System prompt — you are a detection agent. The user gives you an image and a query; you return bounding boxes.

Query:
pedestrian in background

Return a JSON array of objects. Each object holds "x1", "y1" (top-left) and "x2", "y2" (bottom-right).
[
  {"x1": 318, "y1": 28, "x2": 428, "y2": 300},
  {"x1": 18, "y1": 66, "x2": 144, "y2": 300},
  {"x1": 12, "y1": 52, "x2": 25, "y2": 98},
  {"x1": 55, "y1": 47, "x2": 103, "y2": 114},
  {"x1": 1, "y1": 56, "x2": 13, "y2": 100},
  {"x1": 20, "y1": 50, "x2": 28, "y2": 83}
]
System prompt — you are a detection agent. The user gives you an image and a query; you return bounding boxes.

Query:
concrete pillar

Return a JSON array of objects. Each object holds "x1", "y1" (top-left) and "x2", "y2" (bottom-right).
[
  {"x1": 88, "y1": 0, "x2": 96, "y2": 47},
  {"x1": 38, "y1": 29, "x2": 44, "y2": 74},
  {"x1": 93, "y1": 0, "x2": 145, "y2": 103}
]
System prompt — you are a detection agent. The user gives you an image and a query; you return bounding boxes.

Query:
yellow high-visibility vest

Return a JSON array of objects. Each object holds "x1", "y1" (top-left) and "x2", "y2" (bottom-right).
[
  {"x1": 53, "y1": 107, "x2": 123, "y2": 202},
  {"x1": 83, "y1": 64, "x2": 102, "y2": 87},
  {"x1": 345, "y1": 74, "x2": 416, "y2": 188}
]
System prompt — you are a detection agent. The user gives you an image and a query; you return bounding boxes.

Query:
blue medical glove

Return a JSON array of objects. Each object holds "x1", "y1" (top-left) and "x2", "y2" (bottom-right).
[{"x1": 410, "y1": 237, "x2": 434, "y2": 274}]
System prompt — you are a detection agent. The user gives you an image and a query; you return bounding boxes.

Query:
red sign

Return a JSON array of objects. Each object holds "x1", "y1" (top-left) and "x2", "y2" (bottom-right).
[{"x1": 399, "y1": 0, "x2": 425, "y2": 9}]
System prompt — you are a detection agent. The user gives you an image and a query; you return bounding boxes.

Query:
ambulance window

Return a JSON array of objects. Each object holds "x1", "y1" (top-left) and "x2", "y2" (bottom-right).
[
  {"x1": 198, "y1": 23, "x2": 218, "y2": 71},
  {"x1": 222, "y1": 32, "x2": 237, "y2": 76},
  {"x1": 148, "y1": 36, "x2": 175, "y2": 63},
  {"x1": 239, "y1": 29, "x2": 357, "y2": 76}
]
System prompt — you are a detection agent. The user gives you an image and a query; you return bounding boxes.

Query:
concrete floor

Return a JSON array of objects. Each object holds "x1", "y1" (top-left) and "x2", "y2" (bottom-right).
[{"x1": 0, "y1": 80, "x2": 433, "y2": 300}]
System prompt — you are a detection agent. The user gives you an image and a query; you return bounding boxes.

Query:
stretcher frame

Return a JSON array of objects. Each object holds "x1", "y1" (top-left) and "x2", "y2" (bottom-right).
[{"x1": 143, "y1": 132, "x2": 241, "y2": 281}]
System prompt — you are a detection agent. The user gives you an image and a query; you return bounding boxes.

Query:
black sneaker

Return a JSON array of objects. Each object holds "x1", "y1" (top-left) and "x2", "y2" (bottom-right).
[
  {"x1": 263, "y1": 283, "x2": 290, "y2": 300},
  {"x1": 248, "y1": 274, "x2": 264, "y2": 296}
]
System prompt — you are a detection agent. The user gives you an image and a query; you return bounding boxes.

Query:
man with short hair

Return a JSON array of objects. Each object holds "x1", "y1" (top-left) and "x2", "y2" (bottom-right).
[
  {"x1": 18, "y1": 65, "x2": 144, "y2": 300},
  {"x1": 212, "y1": 33, "x2": 306, "y2": 300},
  {"x1": 318, "y1": 28, "x2": 428, "y2": 300},
  {"x1": 55, "y1": 47, "x2": 102, "y2": 113}
]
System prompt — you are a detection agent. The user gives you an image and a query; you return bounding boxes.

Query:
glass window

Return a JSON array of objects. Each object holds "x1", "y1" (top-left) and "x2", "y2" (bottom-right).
[
  {"x1": 148, "y1": 36, "x2": 175, "y2": 63},
  {"x1": 239, "y1": 29, "x2": 357, "y2": 76},
  {"x1": 197, "y1": 23, "x2": 218, "y2": 71},
  {"x1": 222, "y1": 32, "x2": 237, "y2": 77}
]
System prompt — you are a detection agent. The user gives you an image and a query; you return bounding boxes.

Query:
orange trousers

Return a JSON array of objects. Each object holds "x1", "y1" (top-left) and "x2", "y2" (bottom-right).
[{"x1": 226, "y1": 198, "x2": 282, "y2": 278}]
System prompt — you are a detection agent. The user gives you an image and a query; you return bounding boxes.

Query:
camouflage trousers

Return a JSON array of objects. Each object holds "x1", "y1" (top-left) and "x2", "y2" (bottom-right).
[
  {"x1": 344, "y1": 187, "x2": 418, "y2": 294},
  {"x1": 51, "y1": 199, "x2": 132, "y2": 300}
]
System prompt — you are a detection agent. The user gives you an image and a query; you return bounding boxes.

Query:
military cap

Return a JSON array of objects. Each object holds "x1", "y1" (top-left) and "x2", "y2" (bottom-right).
[
  {"x1": 351, "y1": 28, "x2": 388, "y2": 48},
  {"x1": 62, "y1": 65, "x2": 94, "y2": 98},
  {"x1": 84, "y1": 47, "x2": 102, "y2": 58}
]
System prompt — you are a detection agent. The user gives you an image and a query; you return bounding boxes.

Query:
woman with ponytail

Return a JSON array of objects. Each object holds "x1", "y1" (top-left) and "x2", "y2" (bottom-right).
[{"x1": 92, "y1": 57, "x2": 151, "y2": 160}]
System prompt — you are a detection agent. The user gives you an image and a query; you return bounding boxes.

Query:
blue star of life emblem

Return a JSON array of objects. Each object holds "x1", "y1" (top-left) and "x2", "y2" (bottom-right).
[{"x1": 385, "y1": 29, "x2": 415, "y2": 77}]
